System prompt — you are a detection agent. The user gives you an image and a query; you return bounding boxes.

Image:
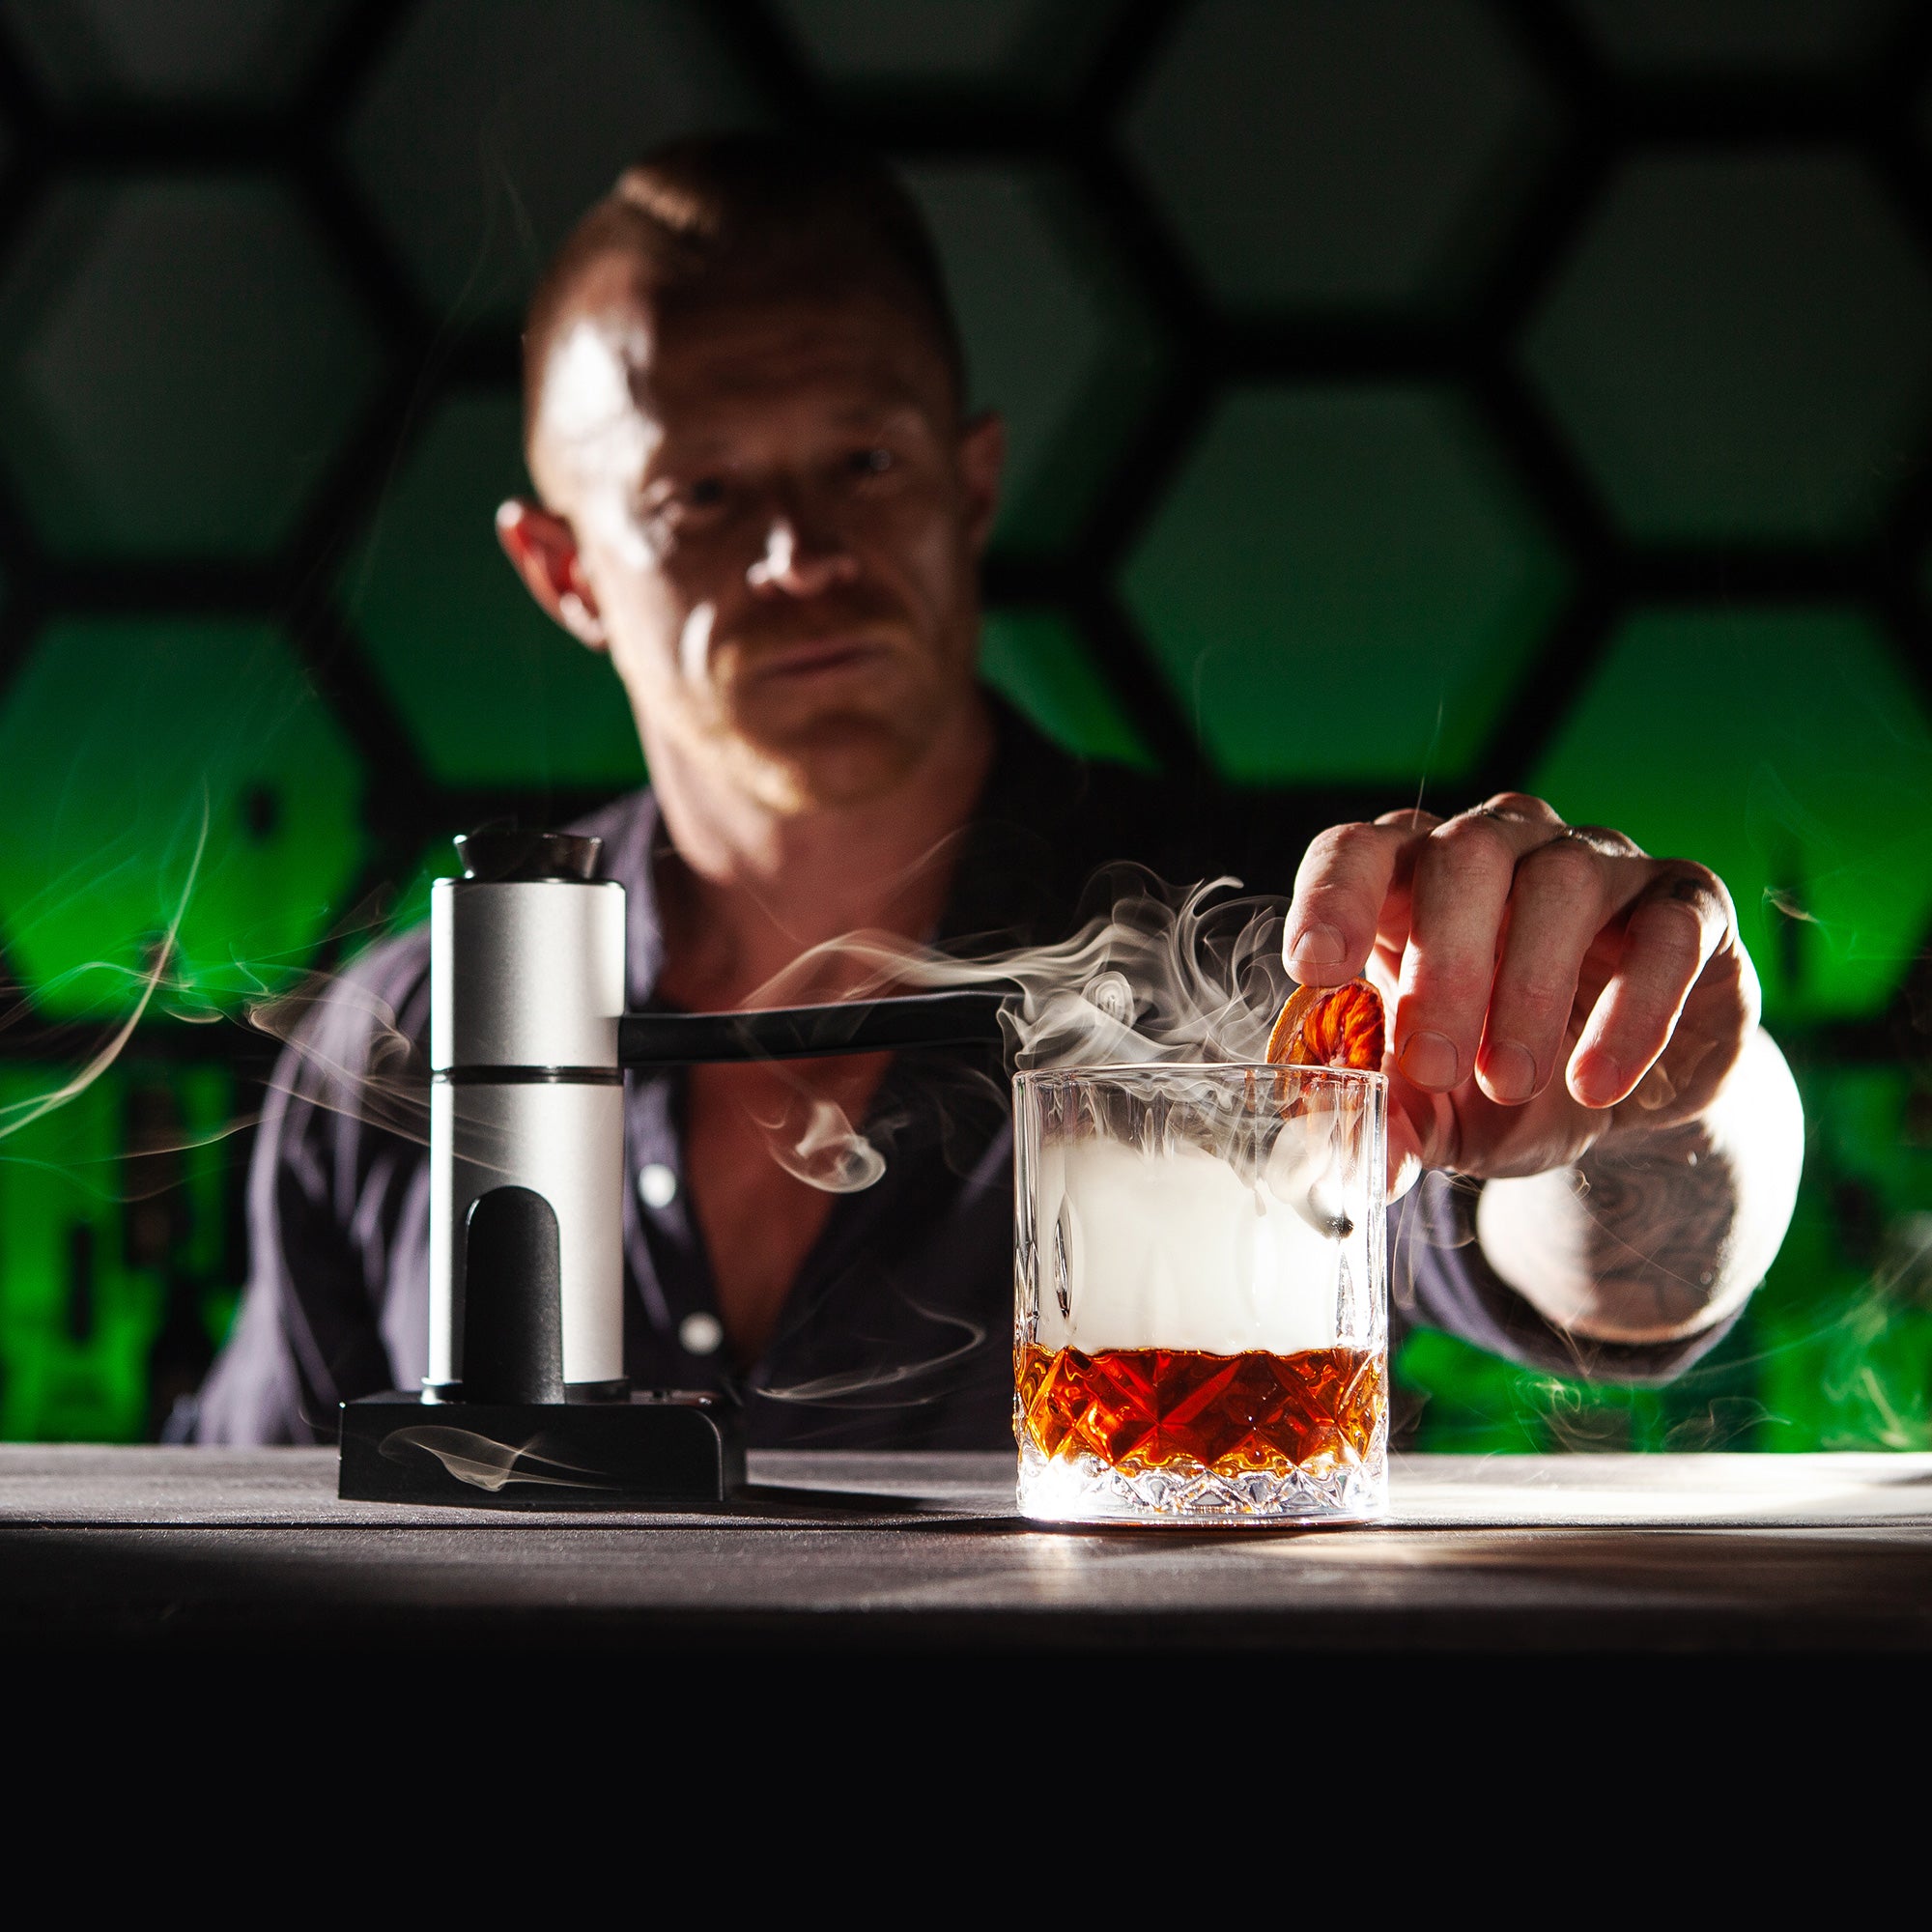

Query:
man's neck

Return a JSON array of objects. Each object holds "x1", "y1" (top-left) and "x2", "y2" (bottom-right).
[{"x1": 646, "y1": 694, "x2": 995, "y2": 1010}]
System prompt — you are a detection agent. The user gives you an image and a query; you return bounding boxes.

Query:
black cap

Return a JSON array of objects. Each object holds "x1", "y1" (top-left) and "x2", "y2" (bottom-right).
[{"x1": 453, "y1": 831, "x2": 602, "y2": 883}]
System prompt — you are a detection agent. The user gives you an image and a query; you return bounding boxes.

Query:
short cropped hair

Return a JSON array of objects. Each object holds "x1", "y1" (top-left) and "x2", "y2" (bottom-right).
[{"x1": 523, "y1": 133, "x2": 966, "y2": 446}]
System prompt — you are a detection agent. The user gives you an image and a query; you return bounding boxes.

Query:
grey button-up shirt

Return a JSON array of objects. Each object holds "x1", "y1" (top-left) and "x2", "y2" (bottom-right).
[{"x1": 192, "y1": 706, "x2": 1738, "y2": 1447}]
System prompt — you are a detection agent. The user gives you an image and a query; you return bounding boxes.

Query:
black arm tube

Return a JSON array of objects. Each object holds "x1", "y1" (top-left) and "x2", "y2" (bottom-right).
[{"x1": 618, "y1": 989, "x2": 1010, "y2": 1068}]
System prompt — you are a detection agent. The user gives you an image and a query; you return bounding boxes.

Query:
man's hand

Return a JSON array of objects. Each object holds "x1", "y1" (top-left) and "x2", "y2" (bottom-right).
[{"x1": 1283, "y1": 793, "x2": 1762, "y2": 1197}]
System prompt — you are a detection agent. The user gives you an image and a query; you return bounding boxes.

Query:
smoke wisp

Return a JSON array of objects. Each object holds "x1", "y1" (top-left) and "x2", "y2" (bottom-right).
[{"x1": 744, "y1": 869, "x2": 1298, "y2": 1192}]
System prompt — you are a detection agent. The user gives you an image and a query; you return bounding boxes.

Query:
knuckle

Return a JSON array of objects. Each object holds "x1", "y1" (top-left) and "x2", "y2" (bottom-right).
[
  {"x1": 1429, "y1": 811, "x2": 1516, "y2": 873},
  {"x1": 1500, "y1": 970, "x2": 1576, "y2": 1024},
  {"x1": 1484, "y1": 790, "x2": 1560, "y2": 823},
  {"x1": 1519, "y1": 835, "x2": 1604, "y2": 898},
  {"x1": 1658, "y1": 860, "x2": 1736, "y2": 931},
  {"x1": 1307, "y1": 820, "x2": 1377, "y2": 869},
  {"x1": 1293, "y1": 825, "x2": 1358, "y2": 885},
  {"x1": 1374, "y1": 805, "x2": 1439, "y2": 834},
  {"x1": 1572, "y1": 822, "x2": 1644, "y2": 859},
  {"x1": 1408, "y1": 955, "x2": 1494, "y2": 1010}
]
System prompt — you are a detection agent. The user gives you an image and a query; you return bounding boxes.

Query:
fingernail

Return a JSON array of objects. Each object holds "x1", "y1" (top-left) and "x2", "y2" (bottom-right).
[
  {"x1": 1634, "y1": 1062, "x2": 1677, "y2": 1111},
  {"x1": 1291, "y1": 923, "x2": 1345, "y2": 973},
  {"x1": 1570, "y1": 1045, "x2": 1623, "y2": 1105},
  {"x1": 1484, "y1": 1041, "x2": 1537, "y2": 1105},
  {"x1": 1399, "y1": 1029, "x2": 1459, "y2": 1090}
]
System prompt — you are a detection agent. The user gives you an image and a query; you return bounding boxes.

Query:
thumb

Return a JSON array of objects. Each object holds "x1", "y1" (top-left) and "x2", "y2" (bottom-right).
[{"x1": 1386, "y1": 1094, "x2": 1427, "y2": 1202}]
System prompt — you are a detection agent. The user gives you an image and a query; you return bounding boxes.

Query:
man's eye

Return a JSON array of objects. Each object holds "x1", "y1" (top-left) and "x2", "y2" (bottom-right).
[
  {"x1": 848, "y1": 446, "x2": 894, "y2": 478},
  {"x1": 684, "y1": 477, "x2": 727, "y2": 508}
]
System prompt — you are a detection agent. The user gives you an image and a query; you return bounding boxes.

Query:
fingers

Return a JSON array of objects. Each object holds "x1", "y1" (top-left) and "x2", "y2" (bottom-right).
[
  {"x1": 1392, "y1": 801, "x2": 1571, "y2": 1094},
  {"x1": 1382, "y1": 1078, "x2": 1448, "y2": 1201},
  {"x1": 1475, "y1": 832, "x2": 1617, "y2": 1104},
  {"x1": 1568, "y1": 865, "x2": 1736, "y2": 1109},
  {"x1": 1284, "y1": 812, "x2": 1434, "y2": 984},
  {"x1": 1288, "y1": 796, "x2": 1738, "y2": 1134}
]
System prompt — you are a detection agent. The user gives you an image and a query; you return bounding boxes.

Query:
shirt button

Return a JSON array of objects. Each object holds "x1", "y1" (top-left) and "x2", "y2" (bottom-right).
[
  {"x1": 638, "y1": 1163, "x2": 677, "y2": 1209},
  {"x1": 679, "y1": 1312, "x2": 724, "y2": 1356}
]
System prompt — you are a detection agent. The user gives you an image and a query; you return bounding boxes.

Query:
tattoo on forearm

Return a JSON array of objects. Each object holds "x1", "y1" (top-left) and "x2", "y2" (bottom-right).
[
  {"x1": 1469, "y1": 1032, "x2": 1802, "y2": 1345},
  {"x1": 1564, "y1": 1125, "x2": 1741, "y2": 1332}
]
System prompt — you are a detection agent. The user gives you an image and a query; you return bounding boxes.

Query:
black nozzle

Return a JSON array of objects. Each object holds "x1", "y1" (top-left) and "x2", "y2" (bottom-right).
[
  {"x1": 619, "y1": 988, "x2": 1009, "y2": 1068},
  {"x1": 454, "y1": 830, "x2": 601, "y2": 883}
]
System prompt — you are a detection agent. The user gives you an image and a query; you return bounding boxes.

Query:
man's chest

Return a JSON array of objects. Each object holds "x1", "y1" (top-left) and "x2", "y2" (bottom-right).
[{"x1": 677, "y1": 1054, "x2": 895, "y2": 1360}]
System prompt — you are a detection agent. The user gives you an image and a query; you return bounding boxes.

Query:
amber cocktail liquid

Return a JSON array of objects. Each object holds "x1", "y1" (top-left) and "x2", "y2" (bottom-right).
[
  {"x1": 1019, "y1": 1343, "x2": 1385, "y2": 1478},
  {"x1": 1013, "y1": 1064, "x2": 1388, "y2": 1523}
]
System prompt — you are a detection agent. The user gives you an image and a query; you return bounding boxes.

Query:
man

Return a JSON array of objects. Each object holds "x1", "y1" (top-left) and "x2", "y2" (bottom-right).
[{"x1": 192, "y1": 135, "x2": 1803, "y2": 1447}]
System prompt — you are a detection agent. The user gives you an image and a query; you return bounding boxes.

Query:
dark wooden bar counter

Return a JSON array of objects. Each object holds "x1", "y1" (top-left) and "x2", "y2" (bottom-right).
[{"x1": 2, "y1": 1447, "x2": 1928, "y2": 1651}]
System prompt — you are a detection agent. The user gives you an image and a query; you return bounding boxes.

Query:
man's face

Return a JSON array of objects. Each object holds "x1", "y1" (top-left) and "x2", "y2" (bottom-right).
[{"x1": 527, "y1": 270, "x2": 1000, "y2": 812}]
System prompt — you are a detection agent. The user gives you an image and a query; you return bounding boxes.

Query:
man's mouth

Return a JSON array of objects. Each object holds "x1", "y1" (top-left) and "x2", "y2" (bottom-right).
[{"x1": 746, "y1": 636, "x2": 893, "y2": 681}]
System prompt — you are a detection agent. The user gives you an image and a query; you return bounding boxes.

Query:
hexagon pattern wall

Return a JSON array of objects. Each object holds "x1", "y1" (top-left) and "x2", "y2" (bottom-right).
[
  {"x1": 0, "y1": 176, "x2": 385, "y2": 560},
  {"x1": 1532, "y1": 610, "x2": 1932, "y2": 1023},
  {"x1": 905, "y1": 159, "x2": 1164, "y2": 554},
  {"x1": 1124, "y1": 385, "x2": 1565, "y2": 784},
  {"x1": 342, "y1": 0, "x2": 758, "y2": 325},
  {"x1": 1, "y1": 0, "x2": 353, "y2": 104},
  {"x1": 776, "y1": 0, "x2": 1122, "y2": 103},
  {"x1": 341, "y1": 390, "x2": 643, "y2": 789},
  {"x1": 1523, "y1": 154, "x2": 1932, "y2": 544},
  {"x1": 1124, "y1": 0, "x2": 1556, "y2": 314},
  {"x1": 980, "y1": 608, "x2": 1152, "y2": 768},
  {"x1": 0, "y1": 0, "x2": 1930, "y2": 1446},
  {"x1": 1563, "y1": 0, "x2": 1913, "y2": 77},
  {"x1": 0, "y1": 618, "x2": 364, "y2": 1016}
]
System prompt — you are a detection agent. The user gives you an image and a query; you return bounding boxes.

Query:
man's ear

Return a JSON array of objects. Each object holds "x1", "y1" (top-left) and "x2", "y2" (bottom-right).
[
  {"x1": 496, "y1": 499, "x2": 608, "y2": 648},
  {"x1": 958, "y1": 411, "x2": 1006, "y2": 557}
]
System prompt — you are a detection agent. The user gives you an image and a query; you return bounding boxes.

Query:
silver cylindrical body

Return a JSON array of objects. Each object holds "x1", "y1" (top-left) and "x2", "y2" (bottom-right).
[{"x1": 427, "y1": 873, "x2": 627, "y2": 1392}]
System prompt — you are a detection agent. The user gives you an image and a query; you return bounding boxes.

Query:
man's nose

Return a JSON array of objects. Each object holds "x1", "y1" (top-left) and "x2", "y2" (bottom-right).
[{"x1": 746, "y1": 513, "x2": 859, "y2": 598}]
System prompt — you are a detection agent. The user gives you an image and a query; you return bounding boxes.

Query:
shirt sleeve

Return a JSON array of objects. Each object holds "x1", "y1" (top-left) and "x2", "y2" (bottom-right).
[
  {"x1": 190, "y1": 941, "x2": 433, "y2": 1445},
  {"x1": 1392, "y1": 1170, "x2": 1746, "y2": 1385}
]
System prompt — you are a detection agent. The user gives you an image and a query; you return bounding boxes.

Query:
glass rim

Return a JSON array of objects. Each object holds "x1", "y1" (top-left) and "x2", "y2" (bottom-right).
[{"x1": 1012, "y1": 1060, "x2": 1387, "y2": 1091}]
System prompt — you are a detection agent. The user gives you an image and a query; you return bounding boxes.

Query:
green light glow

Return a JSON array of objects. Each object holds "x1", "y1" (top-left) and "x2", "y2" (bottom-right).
[
  {"x1": 0, "y1": 1062, "x2": 234, "y2": 1442},
  {"x1": 1532, "y1": 608, "x2": 1932, "y2": 1022},
  {"x1": 1122, "y1": 385, "x2": 1566, "y2": 786},
  {"x1": 0, "y1": 617, "x2": 365, "y2": 1017},
  {"x1": 342, "y1": 391, "x2": 647, "y2": 789},
  {"x1": 979, "y1": 610, "x2": 1154, "y2": 768}
]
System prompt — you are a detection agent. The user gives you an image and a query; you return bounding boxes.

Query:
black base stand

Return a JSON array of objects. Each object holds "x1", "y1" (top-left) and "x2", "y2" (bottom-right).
[{"x1": 338, "y1": 1390, "x2": 746, "y2": 1509}]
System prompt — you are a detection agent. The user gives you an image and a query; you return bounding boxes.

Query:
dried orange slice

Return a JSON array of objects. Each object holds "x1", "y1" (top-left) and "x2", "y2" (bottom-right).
[{"x1": 1266, "y1": 978, "x2": 1385, "y2": 1071}]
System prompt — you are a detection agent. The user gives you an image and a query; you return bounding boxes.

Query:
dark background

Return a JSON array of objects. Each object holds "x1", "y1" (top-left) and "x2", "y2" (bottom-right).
[{"x1": 0, "y1": 0, "x2": 1928, "y2": 1450}]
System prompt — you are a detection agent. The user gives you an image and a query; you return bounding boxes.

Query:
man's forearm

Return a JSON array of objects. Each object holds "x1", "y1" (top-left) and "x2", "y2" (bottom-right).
[{"x1": 1470, "y1": 1029, "x2": 1804, "y2": 1345}]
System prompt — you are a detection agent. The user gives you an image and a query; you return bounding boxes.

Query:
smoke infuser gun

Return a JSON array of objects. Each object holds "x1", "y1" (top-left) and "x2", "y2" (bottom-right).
[{"x1": 336, "y1": 830, "x2": 1009, "y2": 1510}]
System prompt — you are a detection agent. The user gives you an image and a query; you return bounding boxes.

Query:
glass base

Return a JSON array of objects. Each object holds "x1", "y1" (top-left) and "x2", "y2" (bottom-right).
[{"x1": 1016, "y1": 1432, "x2": 1386, "y2": 1526}]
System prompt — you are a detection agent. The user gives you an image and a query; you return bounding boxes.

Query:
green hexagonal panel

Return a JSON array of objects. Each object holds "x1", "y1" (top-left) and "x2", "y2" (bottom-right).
[
  {"x1": 0, "y1": 0, "x2": 351, "y2": 104},
  {"x1": 341, "y1": 390, "x2": 644, "y2": 789},
  {"x1": 342, "y1": 0, "x2": 758, "y2": 327},
  {"x1": 1531, "y1": 609, "x2": 1932, "y2": 1023},
  {"x1": 0, "y1": 617, "x2": 365, "y2": 1017},
  {"x1": 904, "y1": 162, "x2": 1164, "y2": 556},
  {"x1": 1122, "y1": 384, "x2": 1565, "y2": 787},
  {"x1": 1565, "y1": 0, "x2": 1909, "y2": 75},
  {"x1": 979, "y1": 609, "x2": 1152, "y2": 768},
  {"x1": 0, "y1": 175, "x2": 385, "y2": 561},
  {"x1": 773, "y1": 0, "x2": 1122, "y2": 102},
  {"x1": 1522, "y1": 155, "x2": 1932, "y2": 547},
  {"x1": 1123, "y1": 0, "x2": 1556, "y2": 316}
]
